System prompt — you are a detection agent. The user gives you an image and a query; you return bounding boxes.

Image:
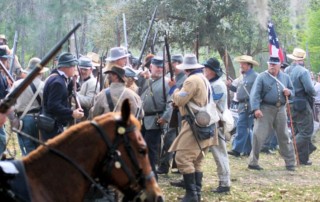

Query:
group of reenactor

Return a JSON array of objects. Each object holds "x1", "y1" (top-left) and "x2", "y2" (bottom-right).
[{"x1": 0, "y1": 31, "x2": 318, "y2": 202}]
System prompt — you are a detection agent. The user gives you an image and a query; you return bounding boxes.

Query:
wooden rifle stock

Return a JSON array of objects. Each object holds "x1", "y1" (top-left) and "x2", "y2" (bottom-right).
[
  {"x1": 72, "y1": 75, "x2": 82, "y2": 110},
  {"x1": 0, "y1": 23, "x2": 81, "y2": 113},
  {"x1": 0, "y1": 61, "x2": 15, "y2": 84},
  {"x1": 164, "y1": 33, "x2": 173, "y2": 81}
]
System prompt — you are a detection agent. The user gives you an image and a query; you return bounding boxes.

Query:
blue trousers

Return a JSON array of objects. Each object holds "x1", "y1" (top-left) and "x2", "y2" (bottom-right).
[
  {"x1": 0, "y1": 126, "x2": 6, "y2": 154},
  {"x1": 17, "y1": 115, "x2": 39, "y2": 156},
  {"x1": 232, "y1": 110, "x2": 253, "y2": 154},
  {"x1": 142, "y1": 127, "x2": 162, "y2": 181}
]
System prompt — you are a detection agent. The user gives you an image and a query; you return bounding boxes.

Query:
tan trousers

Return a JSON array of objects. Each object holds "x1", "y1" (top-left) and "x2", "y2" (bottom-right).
[{"x1": 175, "y1": 148, "x2": 209, "y2": 174}]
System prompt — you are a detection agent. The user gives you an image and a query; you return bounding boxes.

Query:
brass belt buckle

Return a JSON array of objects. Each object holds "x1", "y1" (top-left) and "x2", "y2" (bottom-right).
[{"x1": 276, "y1": 101, "x2": 281, "y2": 107}]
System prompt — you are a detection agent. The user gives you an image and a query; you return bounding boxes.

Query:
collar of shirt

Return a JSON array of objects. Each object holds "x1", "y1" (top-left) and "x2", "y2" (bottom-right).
[
  {"x1": 188, "y1": 69, "x2": 203, "y2": 77},
  {"x1": 243, "y1": 68, "x2": 254, "y2": 77},
  {"x1": 209, "y1": 76, "x2": 220, "y2": 83},
  {"x1": 57, "y1": 69, "x2": 68, "y2": 80}
]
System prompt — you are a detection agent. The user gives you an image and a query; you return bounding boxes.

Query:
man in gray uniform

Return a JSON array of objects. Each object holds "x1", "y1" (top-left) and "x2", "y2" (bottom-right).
[
  {"x1": 285, "y1": 48, "x2": 317, "y2": 165},
  {"x1": 77, "y1": 56, "x2": 99, "y2": 119},
  {"x1": 227, "y1": 55, "x2": 259, "y2": 157},
  {"x1": 157, "y1": 54, "x2": 186, "y2": 174},
  {"x1": 203, "y1": 57, "x2": 231, "y2": 193},
  {"x1": 249, "y1": 56, "x2": 296, "y2": 171},
  {"x1": 139, "y1": 57, "x2": 172, "y2": 180}
]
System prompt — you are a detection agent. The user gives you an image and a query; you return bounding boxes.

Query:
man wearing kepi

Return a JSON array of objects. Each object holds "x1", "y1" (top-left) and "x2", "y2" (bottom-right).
[
  {"x1": 77, "y1": 56, "x2": 99, "y2": 119},
  {"x1": 203, "y1": 57, "x2": 231, "y2": 193},
  {"x1": 285, "y1": 48, "x2": 317, "y2": 165},
  {"x1": 169, "y1": 54, "x2": 219, "y2": 202},
  {"x1": 40, "y1": 52, "x2": 84, "y2": 141},
  {"x1": 227, "y1": 55, "x2": 259, "y2": 157},
  {"x1": 139, "y1": 56, "x2": 172, "y2": 180},
  {"x1": 248, "y1": 56, "x2": 296, "y2": 171}
]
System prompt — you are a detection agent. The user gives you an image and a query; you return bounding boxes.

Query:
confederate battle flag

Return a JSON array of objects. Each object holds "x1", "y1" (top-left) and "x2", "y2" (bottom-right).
[{"x1": 268, "y1": 21, "x2": 284, "y2": 62}]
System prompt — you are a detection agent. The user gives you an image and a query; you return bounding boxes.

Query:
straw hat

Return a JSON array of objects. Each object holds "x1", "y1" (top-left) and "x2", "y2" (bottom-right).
[
  {"x1": 234, "y1": 55, "x2": 259, "y2": 66},
  {"x1": 86, "y1": 52, "x2": 100, "y2": 66},
  {"x1": 287, "y1": 48, "x2": 306, "y2": 61},
  {"x1": 176, "y1": 54, "x2": 204, "y2": 70},
  {"x1": 26, "y1": 57, "x2": 49, "y2": 74}
]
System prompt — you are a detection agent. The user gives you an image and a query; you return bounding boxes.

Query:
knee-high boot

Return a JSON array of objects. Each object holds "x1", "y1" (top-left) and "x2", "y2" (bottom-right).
[
  {"x1": 195, "y1": 172, "x2": 203, "y2": 201},
  {"x1": 181, "y1": 173, "x2": 198, "y2": 202}
]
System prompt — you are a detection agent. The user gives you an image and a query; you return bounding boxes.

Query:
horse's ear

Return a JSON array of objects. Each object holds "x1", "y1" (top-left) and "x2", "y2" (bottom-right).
[{"x1": 121, "y1": 99, "x2": 130, "y2": 124}]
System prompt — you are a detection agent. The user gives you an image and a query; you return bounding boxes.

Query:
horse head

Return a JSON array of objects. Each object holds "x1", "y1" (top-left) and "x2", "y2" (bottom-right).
[{"x1": 92, "y1": 99, "x2": 164, "y2": 202}]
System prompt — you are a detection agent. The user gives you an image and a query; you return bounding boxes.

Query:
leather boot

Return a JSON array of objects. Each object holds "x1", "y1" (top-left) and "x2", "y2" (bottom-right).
[
  {"x1": 195, "y1": 172, "x2": 203, "y2": 201},
  {"x1": 170, "y1": 178, "x2": 185, "y2": 188},
  {"x1": 181, "y1": 173, "x2": 198, "y2": 202}
]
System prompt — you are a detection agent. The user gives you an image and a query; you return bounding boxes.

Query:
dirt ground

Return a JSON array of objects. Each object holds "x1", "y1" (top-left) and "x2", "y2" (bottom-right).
[{"x1": 158, "y1": 133, "x2": 320, "y2": 202}]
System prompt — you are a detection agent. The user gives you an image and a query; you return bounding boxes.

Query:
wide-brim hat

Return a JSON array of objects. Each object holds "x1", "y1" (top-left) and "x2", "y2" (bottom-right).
[
  {"x1": 106, "y1": 47, "x2": 130, "y2": 62},
  {"x1": 0, "y1": 34, "x2": 6, "y2": 41},
  {"x1": 176, "y1": 54, "x2": 204, "y2": 70},
  {"x1": 234, "y1": 55, "x2": 259, "y2": 66},
  {"x1": 287, "y1": 48, "x2": 306, "y2": 61},
  {"x1": 203, "y1": 57, "x2": 223, "y2": 77},
  {"x1": 57, "y1": 52, "x2": 78, "y2": 68},
  {"x1": 87, "y1": 52, "x2": 100, "y2": 66},
  {"x1": 25, "y1": 57, "x2": 49, "y2": 74},
  {"x1": 104, "y1": 66, "x2": 125, "y2": 82},
  {"x1": 0, "y1": 46, "x2": 9, "y2": 59}
]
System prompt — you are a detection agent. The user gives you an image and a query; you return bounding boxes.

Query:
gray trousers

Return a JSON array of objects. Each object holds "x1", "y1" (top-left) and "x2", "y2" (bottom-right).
[
  {"x1": 210, "y1": 129, "x2": 231, "y2": 187},
  {"x1": 249, "y1": 104, "x2": 296, "y2": 167}
]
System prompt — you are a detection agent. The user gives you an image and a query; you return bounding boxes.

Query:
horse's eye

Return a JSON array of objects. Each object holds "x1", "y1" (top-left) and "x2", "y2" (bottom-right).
[{"x1": 138, "y1": 148, "x2": 147, "y2": 155}]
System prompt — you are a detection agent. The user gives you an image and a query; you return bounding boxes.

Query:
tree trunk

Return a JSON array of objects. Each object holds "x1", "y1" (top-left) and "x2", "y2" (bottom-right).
[{"x1": 216, "y1": 45, "x2": 236, "y2": 79}]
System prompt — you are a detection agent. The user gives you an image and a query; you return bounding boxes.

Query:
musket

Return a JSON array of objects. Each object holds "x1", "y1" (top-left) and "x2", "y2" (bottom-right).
[
  {"x1": 222, "y1": 70, "x2": 234, "y2": 81},
  {"x1": 224, "y1": 48, "x2": 231, "y2": 108},
  {"x1": 138, "y1": 6, "x2": 158, "y2": 70},
  {"x1": 162, "y1": 45, "x2": 167, "y2": 103},
  {"x1": 0, "y1": 23, "x2": 82, "y2": 113},
  {"x1": 72, "y1": 75, "x2": 82, "y2": 110},
  {"x1": 73, "y1": 20, "x2": 82, "y2": 84},
  {"x1": 122, "y1": 13, "x2": 130, "y2": 65},
  {"x1": 9, "y1": 31, "x2": 18, "y2": 77},
  {"x1": 99, "y1": 53, "x2": 104, "y2": 92},
  {"x1": 0, "y1": 60, "x2": 14, "y2": 84},
  {"x1": 151, "y1": 28, "x2": 158, "y2": 54},
  {"x1": 164, "y1": 33, "x2": 173, "y2": 81},
  {"x1": 116, "y1": 16, "x2": 120, "y2": 47},
  {"x1": 195, "y1": 32, "x2": 199, "y2": 61}
]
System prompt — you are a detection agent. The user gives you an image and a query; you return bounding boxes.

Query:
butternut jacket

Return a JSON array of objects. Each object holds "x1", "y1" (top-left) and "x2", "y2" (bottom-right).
[{"x1": 169, "y1": 73, "x2": 218, "y2": 151}]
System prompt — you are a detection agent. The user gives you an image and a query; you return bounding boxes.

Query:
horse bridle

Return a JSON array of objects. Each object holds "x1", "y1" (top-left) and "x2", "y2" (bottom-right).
[{"x1": 90, "y1": 118, "x2": 155, "y2": 201}]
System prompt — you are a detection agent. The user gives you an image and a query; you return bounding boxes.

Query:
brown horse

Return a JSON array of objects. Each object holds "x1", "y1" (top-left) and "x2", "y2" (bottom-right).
[{"x1": 16, "y1": 99, "x2": 163, "y2": 202}]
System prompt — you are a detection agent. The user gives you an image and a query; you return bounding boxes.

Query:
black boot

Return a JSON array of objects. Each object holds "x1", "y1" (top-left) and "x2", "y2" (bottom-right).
[
  {"x1": 170, "y1": 178, "x2": 185, "y2": 188},
  {"x1": 195, "y1": 172, "x2": 203, "y2": 201},
  {"x1": 181, "y1": 173, "x2": 198, "y2": 202}
]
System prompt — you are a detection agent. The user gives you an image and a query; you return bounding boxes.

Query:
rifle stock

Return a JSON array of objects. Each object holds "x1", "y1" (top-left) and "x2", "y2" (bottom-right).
[
  {"x1": 0, "y1": 23, "x2": 81, "y2": 113},
  {"x1": 164, "y1": 33, "x2": 173, "y2": 81},
  {"x1": 0, "y1": 61, "x2": 14, "y2": 84}
]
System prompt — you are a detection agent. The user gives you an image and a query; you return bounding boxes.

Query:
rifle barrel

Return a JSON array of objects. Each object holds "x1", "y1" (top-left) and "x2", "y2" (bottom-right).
[
  {"x1": 0, "y1": 61, "x2": 15, "y2": 84},
  {"x1": 0, "y1": 23, "x2": 81, "y2": 113},
  {"x1": 164, "y1": 34, "x2": 173, "y2": 80},
  {"x1": 138, "y1": 6, "x2": 158, "y2": 70},
  {"x1": 9, "y1": 31, "x2": 18, "y2": 76}
]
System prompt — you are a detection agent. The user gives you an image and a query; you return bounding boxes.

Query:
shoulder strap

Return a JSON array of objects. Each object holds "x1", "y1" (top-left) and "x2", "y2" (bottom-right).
[
  {"x1": 105, "y1": 89, "x2": 115, "y2": 112},
  {"x1": 30, "y1": 82, "x2": 42, "y2": 105}
]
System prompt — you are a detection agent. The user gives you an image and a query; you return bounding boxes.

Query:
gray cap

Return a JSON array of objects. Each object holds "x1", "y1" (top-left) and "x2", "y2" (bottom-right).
[
  {"x1": 171, "y1": 54, "x2": 183, "y2": 63},
  {"x1": 57, "y1": 52, "x2": 78, "y2": 68},
  {"x1": 151, "y1": 57, "x2": 164, "y2": 67},
  {"x1": 78, "y1": 56, "x2": 93, "y2": 69},
  {"x1": 124, "y1": 67, "x2": 138, "y2": 80},
  {"x1": 25, "y1": 57, "x2": 49, "y2": 73}
]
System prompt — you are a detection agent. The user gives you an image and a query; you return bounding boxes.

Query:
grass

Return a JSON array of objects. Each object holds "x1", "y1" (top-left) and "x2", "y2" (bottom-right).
[
  {"x1": 5, "y1": 121, "x2": 320, "y2": 201},
  {"x1": 158, "y1": 134, "x2": 320, "y2": 202}
]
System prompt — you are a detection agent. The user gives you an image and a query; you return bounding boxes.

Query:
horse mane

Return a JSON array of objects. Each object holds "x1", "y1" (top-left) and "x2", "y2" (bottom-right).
[{"x1": 23, "y1": 112, "x2": 141, "y2": 164}]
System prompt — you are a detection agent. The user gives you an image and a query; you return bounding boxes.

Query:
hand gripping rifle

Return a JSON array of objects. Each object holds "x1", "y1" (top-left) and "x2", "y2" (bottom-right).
[
  {"x1": 9, "y1": 31, "x2": 18, "y2": 77},
  {"x1": 0, "y1": 23, "x2": 82, "y2": 113},
  {"x1": 138, "y1": 6, "x2": 158, "y2": 71}
]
